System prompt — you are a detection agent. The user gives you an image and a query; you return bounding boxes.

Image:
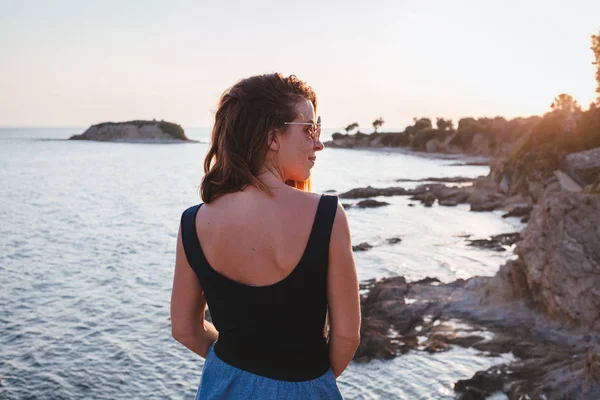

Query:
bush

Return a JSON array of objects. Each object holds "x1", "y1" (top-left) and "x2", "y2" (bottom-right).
[
  {"x1": 331, "y1": 132, "x2": 347, "y2": 140},
  {"x1": 410, "y1": 128, "x2": 449, "y2": 150},
  {"x1": 449, "y1": 118, "x2": 486, "y2": 147},
  {"x1": 379, "y1": 132, "x2": 411, "y2": 147},
  {"x1": 158, "y1": 120, "x2": 187, "y2": 140}
]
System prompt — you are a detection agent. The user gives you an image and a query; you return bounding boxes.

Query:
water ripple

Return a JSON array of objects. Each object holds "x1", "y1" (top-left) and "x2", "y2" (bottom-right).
[{"x1": 0, "y1": 128, "x2": 519, "y2": 399}]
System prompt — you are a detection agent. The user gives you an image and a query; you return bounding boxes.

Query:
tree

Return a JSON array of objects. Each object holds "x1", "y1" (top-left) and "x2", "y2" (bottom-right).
[
  {"x1": 550, "y1": 93, "x2": 581, "y2": 114},
  {"x1": 436, "y1": 118, "x2": 453, "y2": 131},
  {"x1": 592, "y1": 30, "x2": 600, "y2": 104},
  {"x1": 344, "y1": 122, "x2": 359, "y2": 134},
  {"x1": 372, "y1": 117, "x2": 385, "y2": 133}
]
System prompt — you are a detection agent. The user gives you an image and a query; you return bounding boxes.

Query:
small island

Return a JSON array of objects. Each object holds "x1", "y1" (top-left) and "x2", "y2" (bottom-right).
[{"x1": 69, "y1": 120, "x2": 191, "y2": 142}]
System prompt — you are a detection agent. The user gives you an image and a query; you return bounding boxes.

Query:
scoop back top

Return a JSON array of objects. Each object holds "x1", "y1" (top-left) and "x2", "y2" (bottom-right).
[{"x1": 180, "y1": 194, "x2": 339, "y2": 381}]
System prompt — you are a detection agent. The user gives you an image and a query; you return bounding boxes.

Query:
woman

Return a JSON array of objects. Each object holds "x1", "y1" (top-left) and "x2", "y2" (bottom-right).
[{"x1": 170, "y1": 73, "x2": 361, "y2": 399}]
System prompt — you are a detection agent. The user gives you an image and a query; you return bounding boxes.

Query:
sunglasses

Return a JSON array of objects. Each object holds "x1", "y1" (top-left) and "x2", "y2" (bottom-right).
[{"x1": 284, "y1": 116, "x2": 322, "y2": 142}]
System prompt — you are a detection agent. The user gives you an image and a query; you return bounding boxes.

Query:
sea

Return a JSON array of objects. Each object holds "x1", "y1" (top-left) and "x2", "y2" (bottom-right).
[{"x1": 0, "y1": 127, "x2": 523, "y2": 399}]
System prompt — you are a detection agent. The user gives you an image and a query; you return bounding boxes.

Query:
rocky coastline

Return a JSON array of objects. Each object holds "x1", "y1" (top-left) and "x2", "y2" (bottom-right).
[
  {"x1": 69, "y1": 120, "x2": 191, "y2": 142},
  {"x1": 340, "y1": 142, "x2": 600, "y2": 398}
]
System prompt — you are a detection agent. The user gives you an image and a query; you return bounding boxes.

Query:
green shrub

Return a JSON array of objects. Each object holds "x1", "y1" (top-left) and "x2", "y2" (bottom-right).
[
  {"x1": 379, "y1": 132, "x2": 411, "y2": 147},
  {"x1": 410, "y1": 128, "x2": 449, "y2": 150}
]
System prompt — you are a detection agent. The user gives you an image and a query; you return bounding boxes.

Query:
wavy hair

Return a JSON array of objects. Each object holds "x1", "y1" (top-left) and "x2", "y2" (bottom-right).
[{"x1": 200, "y1": 73, "x2": 317, "y2": 203}]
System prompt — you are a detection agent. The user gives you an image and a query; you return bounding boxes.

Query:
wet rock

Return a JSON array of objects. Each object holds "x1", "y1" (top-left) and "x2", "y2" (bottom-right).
[
  {"x1": 355, "y1": 272, "x2": 600, "y2": 399},
  {"x1": 339, "y1": 186, "x2": 408, "y2": 199},
  {"x1": 341, "y1": 203, "x2": 353, "y2": 209},
  {"x1": 411, "y1": 191, "x2": 436, "y2": 207},
  {"x1": 356, "y1": 199, "x2": 390, "y2": 208},
  {"x1": 352, "y1": 242, "x2": 373, "y2": 252},
  {"x1": 387, "y1": 237, "x2": 402, "y2": 244},
  {"x1": 454, "y1": 368, "x2": 506, "y2": 397},
  {"x1": 423, "y1": 339, "x2": 449, "y2": 353},
  {"x1": 466, "y1": 233, "x2": 521, "y2": 252},
  {"x1": 457, "y1": 387, "x2": 487, "y2": 400},
  {"x1": 501, "y1": 206, "x2": 533, "y2": 219},
  {"x1": 468, "y1": 191, "x2": 505, "y2": 212},
  {"x1": 396, "y1": 176, "x2": 476, "y2": 183},
  {"x1": 412, "y1": 277, "x2": 441, "y2": 285}
]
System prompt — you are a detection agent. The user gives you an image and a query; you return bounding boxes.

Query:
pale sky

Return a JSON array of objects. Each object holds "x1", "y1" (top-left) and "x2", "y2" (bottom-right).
[{"x1": 1, "y1": 0, "x2": 599, "y2": 129}]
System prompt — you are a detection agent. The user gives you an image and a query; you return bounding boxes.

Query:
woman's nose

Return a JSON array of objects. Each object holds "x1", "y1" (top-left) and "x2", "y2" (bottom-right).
[{"x1": 314, "y1": 138, "x2": 324, "y2": 151}]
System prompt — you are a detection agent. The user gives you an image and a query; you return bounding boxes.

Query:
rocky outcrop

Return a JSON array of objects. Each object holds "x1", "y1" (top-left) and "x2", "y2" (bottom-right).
[
  {"x1": 355, "y1": 186, "x2": 600, "y2": 398},
  {"x1": 355, "y1": 272, "x2": 600, "y2": 399},
  {"x1": 352, "y1": 237, "x2": 402, "y2": 252},
  {"x1": 396, "y1": 176, "x2": 476, "y2": 183},
  {"x1": 494, "y1": 189, "x2": 600, "y2": 331},
  {"x1": 69, "y1": 120, "x2": 189, "y2": 142},
  {"x1": 355, "y1": 199, "x2": 390, "y2": 208},
  {"x1": 466, "y1": 232, "x2": 521, "y2": 252},
  {"x1": 353, "y1": 243, "x2": 373, "y2": 252},
  {"x1": 339, "y1": 179, "x2": 531, "y2": 215},
  {"x1": 562, "y1": 147, "x2": 600, "y2": 187},
  {"x1": 339, "y1": 186, "x2": 409, "y2": 199}
]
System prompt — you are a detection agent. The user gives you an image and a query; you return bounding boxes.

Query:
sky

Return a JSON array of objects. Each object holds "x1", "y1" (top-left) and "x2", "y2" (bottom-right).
[{"x1": 1, "y1": 0, "x2": 599, "y2": 130}]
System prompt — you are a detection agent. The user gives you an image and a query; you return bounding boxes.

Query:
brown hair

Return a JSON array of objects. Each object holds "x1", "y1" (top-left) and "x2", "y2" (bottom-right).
[{"x1": 200, "y1": 73, "x2": 317, "y2": 203}]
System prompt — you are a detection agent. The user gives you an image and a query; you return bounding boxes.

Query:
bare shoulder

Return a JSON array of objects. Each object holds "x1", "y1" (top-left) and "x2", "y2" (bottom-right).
[{"x1": 332, "y1": 200, "x2": 350, "y2": 235}]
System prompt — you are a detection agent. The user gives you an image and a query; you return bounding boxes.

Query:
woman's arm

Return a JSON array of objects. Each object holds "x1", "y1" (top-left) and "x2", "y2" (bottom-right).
[
  {"x1": 170, "y1": 226, "x2": 218, "y2": 358},
  {"x1": 327, "y1": 203, "x2": 361, "y2": 378}
]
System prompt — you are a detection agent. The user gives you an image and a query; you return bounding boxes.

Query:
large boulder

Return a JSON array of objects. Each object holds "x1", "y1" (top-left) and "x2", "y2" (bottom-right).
[
  {"x1": 562, "y1": 147, "x2": 600, "y2": 187},
  {"x1": 502, "y1": 189, "x2": 600, "y2": 330}
]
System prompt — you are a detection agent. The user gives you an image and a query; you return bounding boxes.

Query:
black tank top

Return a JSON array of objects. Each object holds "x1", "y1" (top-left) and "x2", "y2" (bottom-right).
[{"x1": 180, "y1": 194, "x2": 338, "y2": 381}]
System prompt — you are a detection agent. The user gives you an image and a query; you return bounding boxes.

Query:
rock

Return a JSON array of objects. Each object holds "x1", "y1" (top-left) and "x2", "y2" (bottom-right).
[
  {"x1": 355, "y1": 272, "x2": 600, "y2": 398},
  {"x1": 356, "y1": 199, "x2": 390, "y2": 208},
  {"x1": 501, "y1": 206, "x2": 533, "y2": 219},
  {"x1": 438, "y1": 189, "x2": 471, "y2": 206},
  {"x1": 503, "y1": 189, "x2": 600, "y2": 330},
  {"x1": 412, "y1": 277, "x2": 441, "y2": 285},
  {"x1": 423, "y1": 339, "x2": 449, "y2": 353},
  {"x1": 341, "y1": 203, "x2": 353, "y2": 209},
  {"x1": 527, "y1": 180, "x2": 545, "y2": 201},
  {"x1": 499, "y1": 176, "x2": 510, "y2": 194},
  {"x1": 387, "y1": 237, "x2": 402, "y2": 244},
  {"x1": 468, "y1": 191, "x2": 505, "y2": 212},
  {"x1": 562, "y1": 147, "x2": 600, "y2": 187},
  {"x1": 466, "y1": 233, "x2": 521, "y2": 252},
  {"x1": 353, "y1": 242, "x2": 373, "y2": 252},
  {"x1": 339, "y1": 186, "x2": 408, "y2": 199},
  {"x1": 457, "y1": 388, "x2": 487, "y2": 400},
  {"x1": 454, "y1": 369, "x2": 506, "y2": 397},
  {"x1": 584, "y1": 179, "x2": 600, "y2": 194},
  {"x1": 69, "y1": 120, "x2": 189, "y2": 142},
  {"x1": 554, "y1": 169, "x2": 583, "y2": 192},
  {"x1": 412, "y1": 192, "x2": 436, "y2": 207},
  {"x1": 396, "y1": 176, "x2": 476, "y2": 183}
]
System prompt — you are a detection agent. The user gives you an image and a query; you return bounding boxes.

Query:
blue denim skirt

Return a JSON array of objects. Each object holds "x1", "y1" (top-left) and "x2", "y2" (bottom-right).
[{"x1": 196, "y1": 343, "x2": 344, "y2": 399}]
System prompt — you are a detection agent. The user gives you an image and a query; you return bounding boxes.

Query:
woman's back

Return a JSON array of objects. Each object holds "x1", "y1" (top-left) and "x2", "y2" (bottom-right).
[
  {"x1": 180, "y1": 187, "x2": 338, "y2": 381},
  {"x1": 194, "y1": 187, "x2": 323, "y2": 287}
]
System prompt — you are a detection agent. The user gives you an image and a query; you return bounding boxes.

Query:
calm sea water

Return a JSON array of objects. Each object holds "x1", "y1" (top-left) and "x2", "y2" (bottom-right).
[{"x1": 0, "y1": 127, "x2": 522, "y2": 399}]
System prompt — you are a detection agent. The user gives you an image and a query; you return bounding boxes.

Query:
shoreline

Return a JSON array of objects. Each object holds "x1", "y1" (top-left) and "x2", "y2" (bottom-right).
[{"x1": 328, "y1": 145, "x2": 492, "y2": 164}]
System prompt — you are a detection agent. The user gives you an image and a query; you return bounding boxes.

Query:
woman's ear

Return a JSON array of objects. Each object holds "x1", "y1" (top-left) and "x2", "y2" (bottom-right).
[{"x1": 268, "y1": 130, "x2": 280, "y2": 152}]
